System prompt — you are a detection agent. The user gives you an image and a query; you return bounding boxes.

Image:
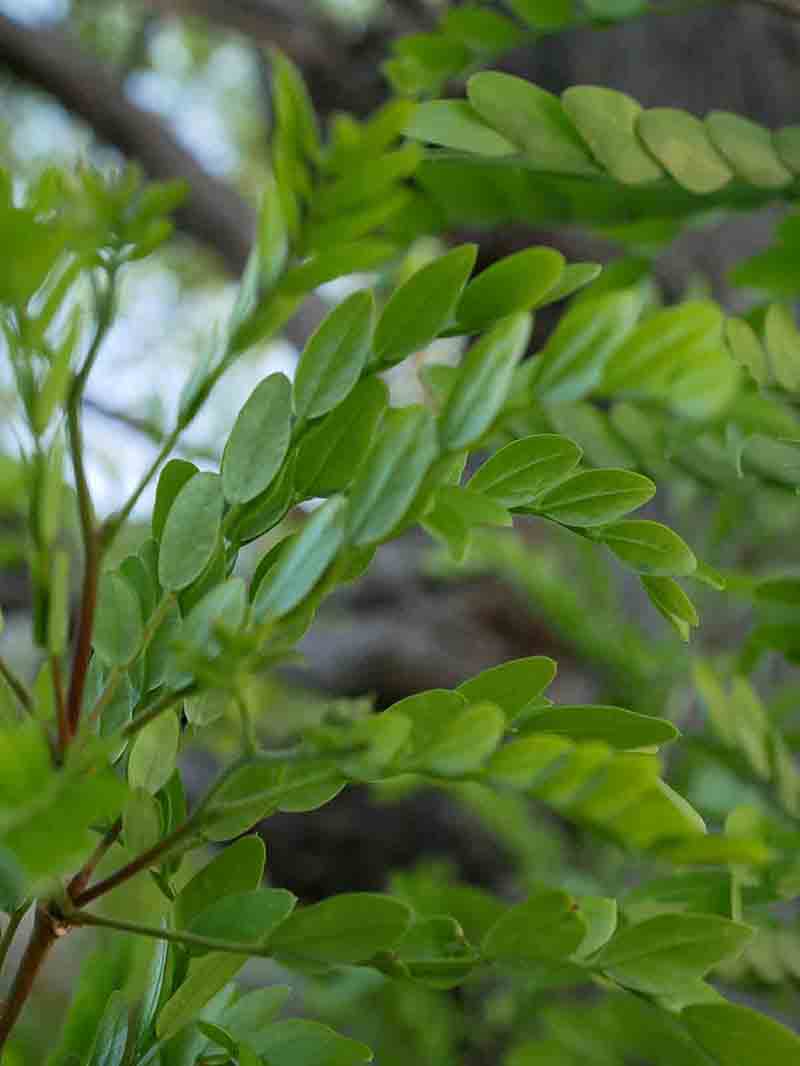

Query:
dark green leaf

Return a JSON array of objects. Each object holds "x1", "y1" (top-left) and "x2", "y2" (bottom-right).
[
  {"x1": 482, "y1": 891, "x2": 587, "y2": 965},
  {"x1": 152, "y1": 459, "x2": 197, "y2": 542},
  {"x1": 127, "y1": 710, "x2": 180, "y2": 794},
  {"x1": 683, "y1": 1002, "x2": 800, "y2": 1063},
  {"x1": 188, "y1": 888, "x2": 296, "y2": 953},
  {"x1": 93, "y1": 570, "x2": 143, "y2": 666},
  {"x1": 87, "y1": 992, "x2": 128, "y2": 1066},
  {"x1": 373, "y1": 245, "x2": 476, "y2": 366},
  {"x1": 269, "y1": 893, "x2": 412, "y2": 965},
  {"x1": 457, "y1": 656, "x2": 557, "y2": 721},
  {"x1": 597, "y1": 519, "x2": 697, "y2": 576},
  {"x1": 156, "y1": 954, "x2": 245, "y2": 1041},
  {"x1": 455, "y1": 248, "x2": 564, "y2": 331},
  {"x1": 255, "y1": 1019, "x2": 372, "y2": 1066},
  {"x1": 469, "y1": 433, "x2": 582, "y2": 507},
  {"x1": 405, "y1": 100, "x2": 517, "y2": 157},
  {"x1": 519, "y1": 703, "x2": 678, "y2": 749},
  {"x1": 175, "y1": 835, "x2": 266, "y2": 929},
  {"x1": 642, "y1": 576, "x2": 700, "y2": 642}
]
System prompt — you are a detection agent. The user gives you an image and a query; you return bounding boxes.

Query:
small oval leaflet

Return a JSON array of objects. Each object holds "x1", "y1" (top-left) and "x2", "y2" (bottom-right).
[
  {"x1": 469, "y1": 434, "x2": 582, "y2": 507},
  {"x1": 533, "y1": 468, "x2": 656, "y2": 527},
  {"x1": 158, "y1": 471, "x2": 224, "y2": 590},
  {"x1": 293, "y1": 289, "x2": 374, "y2": 422},
  {"x1": 221, "y1": 373, "x2": 292, "y2": 504}
]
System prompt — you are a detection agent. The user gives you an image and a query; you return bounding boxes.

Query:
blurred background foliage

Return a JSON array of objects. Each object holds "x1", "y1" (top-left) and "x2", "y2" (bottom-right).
[{"x1": 3, "y1": 1, "x2": 800, "y2": 1063}]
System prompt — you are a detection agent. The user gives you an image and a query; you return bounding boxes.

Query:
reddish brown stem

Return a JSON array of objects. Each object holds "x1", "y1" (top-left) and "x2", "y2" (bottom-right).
[
  {"x1": 71, "y1": 818, "x2": 196, "y2": 908},
  {"x1": 0, "y1": 906, "x2": 65, "y2": 1052},
  {"x1": 67, "y1": 817, "x2": 122, "y2": 902}
]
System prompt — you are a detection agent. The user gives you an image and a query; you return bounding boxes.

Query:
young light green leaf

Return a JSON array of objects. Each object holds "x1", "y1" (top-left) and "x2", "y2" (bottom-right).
[
  {"x1": 188, "y1": 888, "x2": 296, "y2": 953},
  {"x1": 457, "y1": 657, "x2": 557, "y2": 721},
  {"x1": 158, "y1": 472, "x2": 223, "y2": 591},
  {"x1": 455, "y1": 247, "x2": 564, "y2": 332},
  {"x1": 532, "y1": 290, "x2": 640, "y2": 403},
  {"x1": 519, "y1": 704, "x2": 678, "y2": 749},
  {"x1": 439, "y1": 312, "x2": 531, "y2": 450},
  {"x1": 596, "y1": 519, "x2": 697, "y2": 576},
  {"x1": 127, "y1": 710, "x2": 180, "y2": 795},
  {"x1": 637, "y1": 108, "x2": 733, "y2": 194},
  {"x1": 347, "y1": 406, "x2": 438, "y2": 545},
  {"x1": 123, "y1": 787, "x2": 161, "y2": 857},
  {"x1": 152, "y1": 459, "x2": 197, "y2": 542},
  {"x1": 221, "y1": 373, "x2": 292, "y2": 504},
  {"x1": 405, "y1": 99, "x2": 517, "y2": 157},
  {"x1": 156, "y1": 953, "x2": 245, "y2": 1041},
  {"x1": 467, "y1": 73, "x2": 599, "y2": 175},
  {"x1": 482, "y1": 891, "x2": 587, "y2": 966},
  {"x1": 533, "y1": 468, "x2": 655, "y2": 526},
  {"x1": 573, "y1": 897, "x2": 618, "y2": 960},
  {"x1": 93, "y1": 570, "x2": 143, "y2": 667},
  {"x1": 253, "y1": 495, "x2": 347, "y2": 619},
  {"x1": 373, "y1": 245, "x2": 476, "y2": 366},
  {"x1": 469, "y1": 434, "x2": 582, "y2": 507},
  {"x1": 294, "y1": 290, "x2": 374, "y2": 422},
  {"x1": 269, "y1": 892, "x2": 412, "y2": 965},
  {"x1": 643, "y1": 576, "x2": 699, "y2": 642},
  {"x1": 294, "y1": 376, "x2": 388, "y2": 499},
  {"x1": 725, "y1": 316, "x2": 769, "y2": 385},
  {"x1": 48, "y1": 549, "x2": 70, "y2": 656},
  {"x1": 175, "y1": 835, "x2": 266, "y2": 929},
  {"x1": 682, "y1": 1002, "x2": 800, "y2": 1064},
  {"x1": 533, "y1": 262, "x2": 602, "y2": 307},
  {"x1": 705, "y1": 110, "x2": 792, "y2": 188},
  {"x1": 592, "y1": 914, "x2": 753, "y2": 995},
  {"x1": 562, "y1": 86, "x2": 664, "y2": 185}
]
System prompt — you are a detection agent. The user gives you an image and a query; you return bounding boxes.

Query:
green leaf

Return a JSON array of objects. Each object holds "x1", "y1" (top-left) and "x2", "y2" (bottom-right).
[
  {"x1": 221, "y1": 373, "x2": 292, "y2": 504},
  {"x1": 255, "y1": 1019, "x2": 372, "y2": 1066},
  {"x1": 93, "y1": 570, "x2": 143, "y2": 666},
  {"x1": 637, "y1": 108, "x2": 733, "y2": 194},
  {"x1": 602, "y1": 300, "x2": 724, "y2": 394},
  {"x1": 284, "y1": 241, "x2": 396, "y2": 294},
  {"x1": 373, "y1": 245, "x2": 476, "y2": 366},
  {"x1": 423, "y1": 484, "x2": 511, "y2": 560},
  {"x1": 203, "y1": 764, "x2": 282, "y2": 842},
  {"x1": 253, "y1": 496, "x2": 347, "y2": 619},
  {"x1": 562, "y1": 86, "x2": 663, "y2": 185},
  {"x1": 269, "y1": 893, "x2": 412, "y2": 965},
  {"x1": 439, "y1": 312, "x2": 531, "y2": 450},
  {"x1": 507, "y1": 0, "x2": 574, "y2": 29},
  {"x1": 87, "y1": 991, "x2": 128, "y2": 1066},
  {"x1": 533, "y1": 468, "x2": 655, "y2": 526},
  {"x1": 591, "y1": 914, "x2": 753, "y2": 995},
  {"x1": 467, "y1": 73, "x2": 598, "y2": 174},
  {"x1": 596, "y1": 519, "x2": 697, "y2": 576},
  {"x1": 156, "y1": 953, "x2": 245, "y2": 1041},
  {"x1": 420, "y1": 701, "x2": 506, "y2": 776},
  {"x1": 175, "y1": 835, "x2": 266, "y2": 929},
  {"x1": 395, "y1": 914, "x2": 480, "y2": 988},
  {"x1": 158, "y1": 472, "x2": 223, "y2": 591},
  {"x1": 532, "y1": 290, "x2": 640, "y2": 403},
  {"x1": 294, "y1": 291, "x2": 374, "y2": 422},
  {"x1": 347, "y1": 406, "x2": 438, "y2": 545},
  {"x1": 222, "y1": 987, "x2": 291, "y2": 1051},
  {"x1": 152, "y1": 459, "x2": 197, "y2": 542},
  {"x1": 574, "y1": 897, "x2": 618, "y2": 960},
  {"x1": 534, "y1": 262, "x2": 602, "y2": 307},
  {"x1": 457, "y1": 656, "x2": 557, "y2": 721},
  {"x1": 442, "y1": 5, "x2": 524, "y2": 50},
  {"x1": 725, "y1": 316, "x2": 769, "y2": 385},
  {"x1": 705, "y1": 111, "x2": 792, "y2": 189},
  {"x1": 122, "y1": 787, "x2": 161, "y2": 857},
  {"x1": 682, "y1": 1002, "x2": 800, "y2": 1064},
  {"x1": 642, "y1": 576, "x2": 699, "y2": 641},
  {"x1": 127, "y1": 710, "x2": 180, "y2": 794},
  {"x1": 482, "y1": 891, "x2": 587, "y2": 966},
  {"x1": 468, "y1": 434, "x2": 582, "y2": 507},
  {"x1": 455, "y1": 248, "x2": 565, "y2": 332},
  {"x1": 764, "y1": 303, "x2": 800, "y2": 392},
  {"x1": 405, "y1": 100, "x2": 517, "y2": 157},
  {"x1": 294, "y1": 376, "x2": 388, "y2": 499},
  {"x1": 519, "y1": 703, "x2": 678, "y2": 749},
  {"x1": 188, "y1": 888, "x2": 296, "y2": 953}
]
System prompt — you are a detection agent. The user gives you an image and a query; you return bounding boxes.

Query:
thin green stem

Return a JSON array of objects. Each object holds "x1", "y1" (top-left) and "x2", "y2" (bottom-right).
[
  {"x1": 0, "y1": 655, "x2": 33, "y2": 717},
  {"x1": 65, "y1": 908, "x2": 269, "y2": 956},
  {"x1": 0, "y1": 902, "x2": 30, "y2": 977}
]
